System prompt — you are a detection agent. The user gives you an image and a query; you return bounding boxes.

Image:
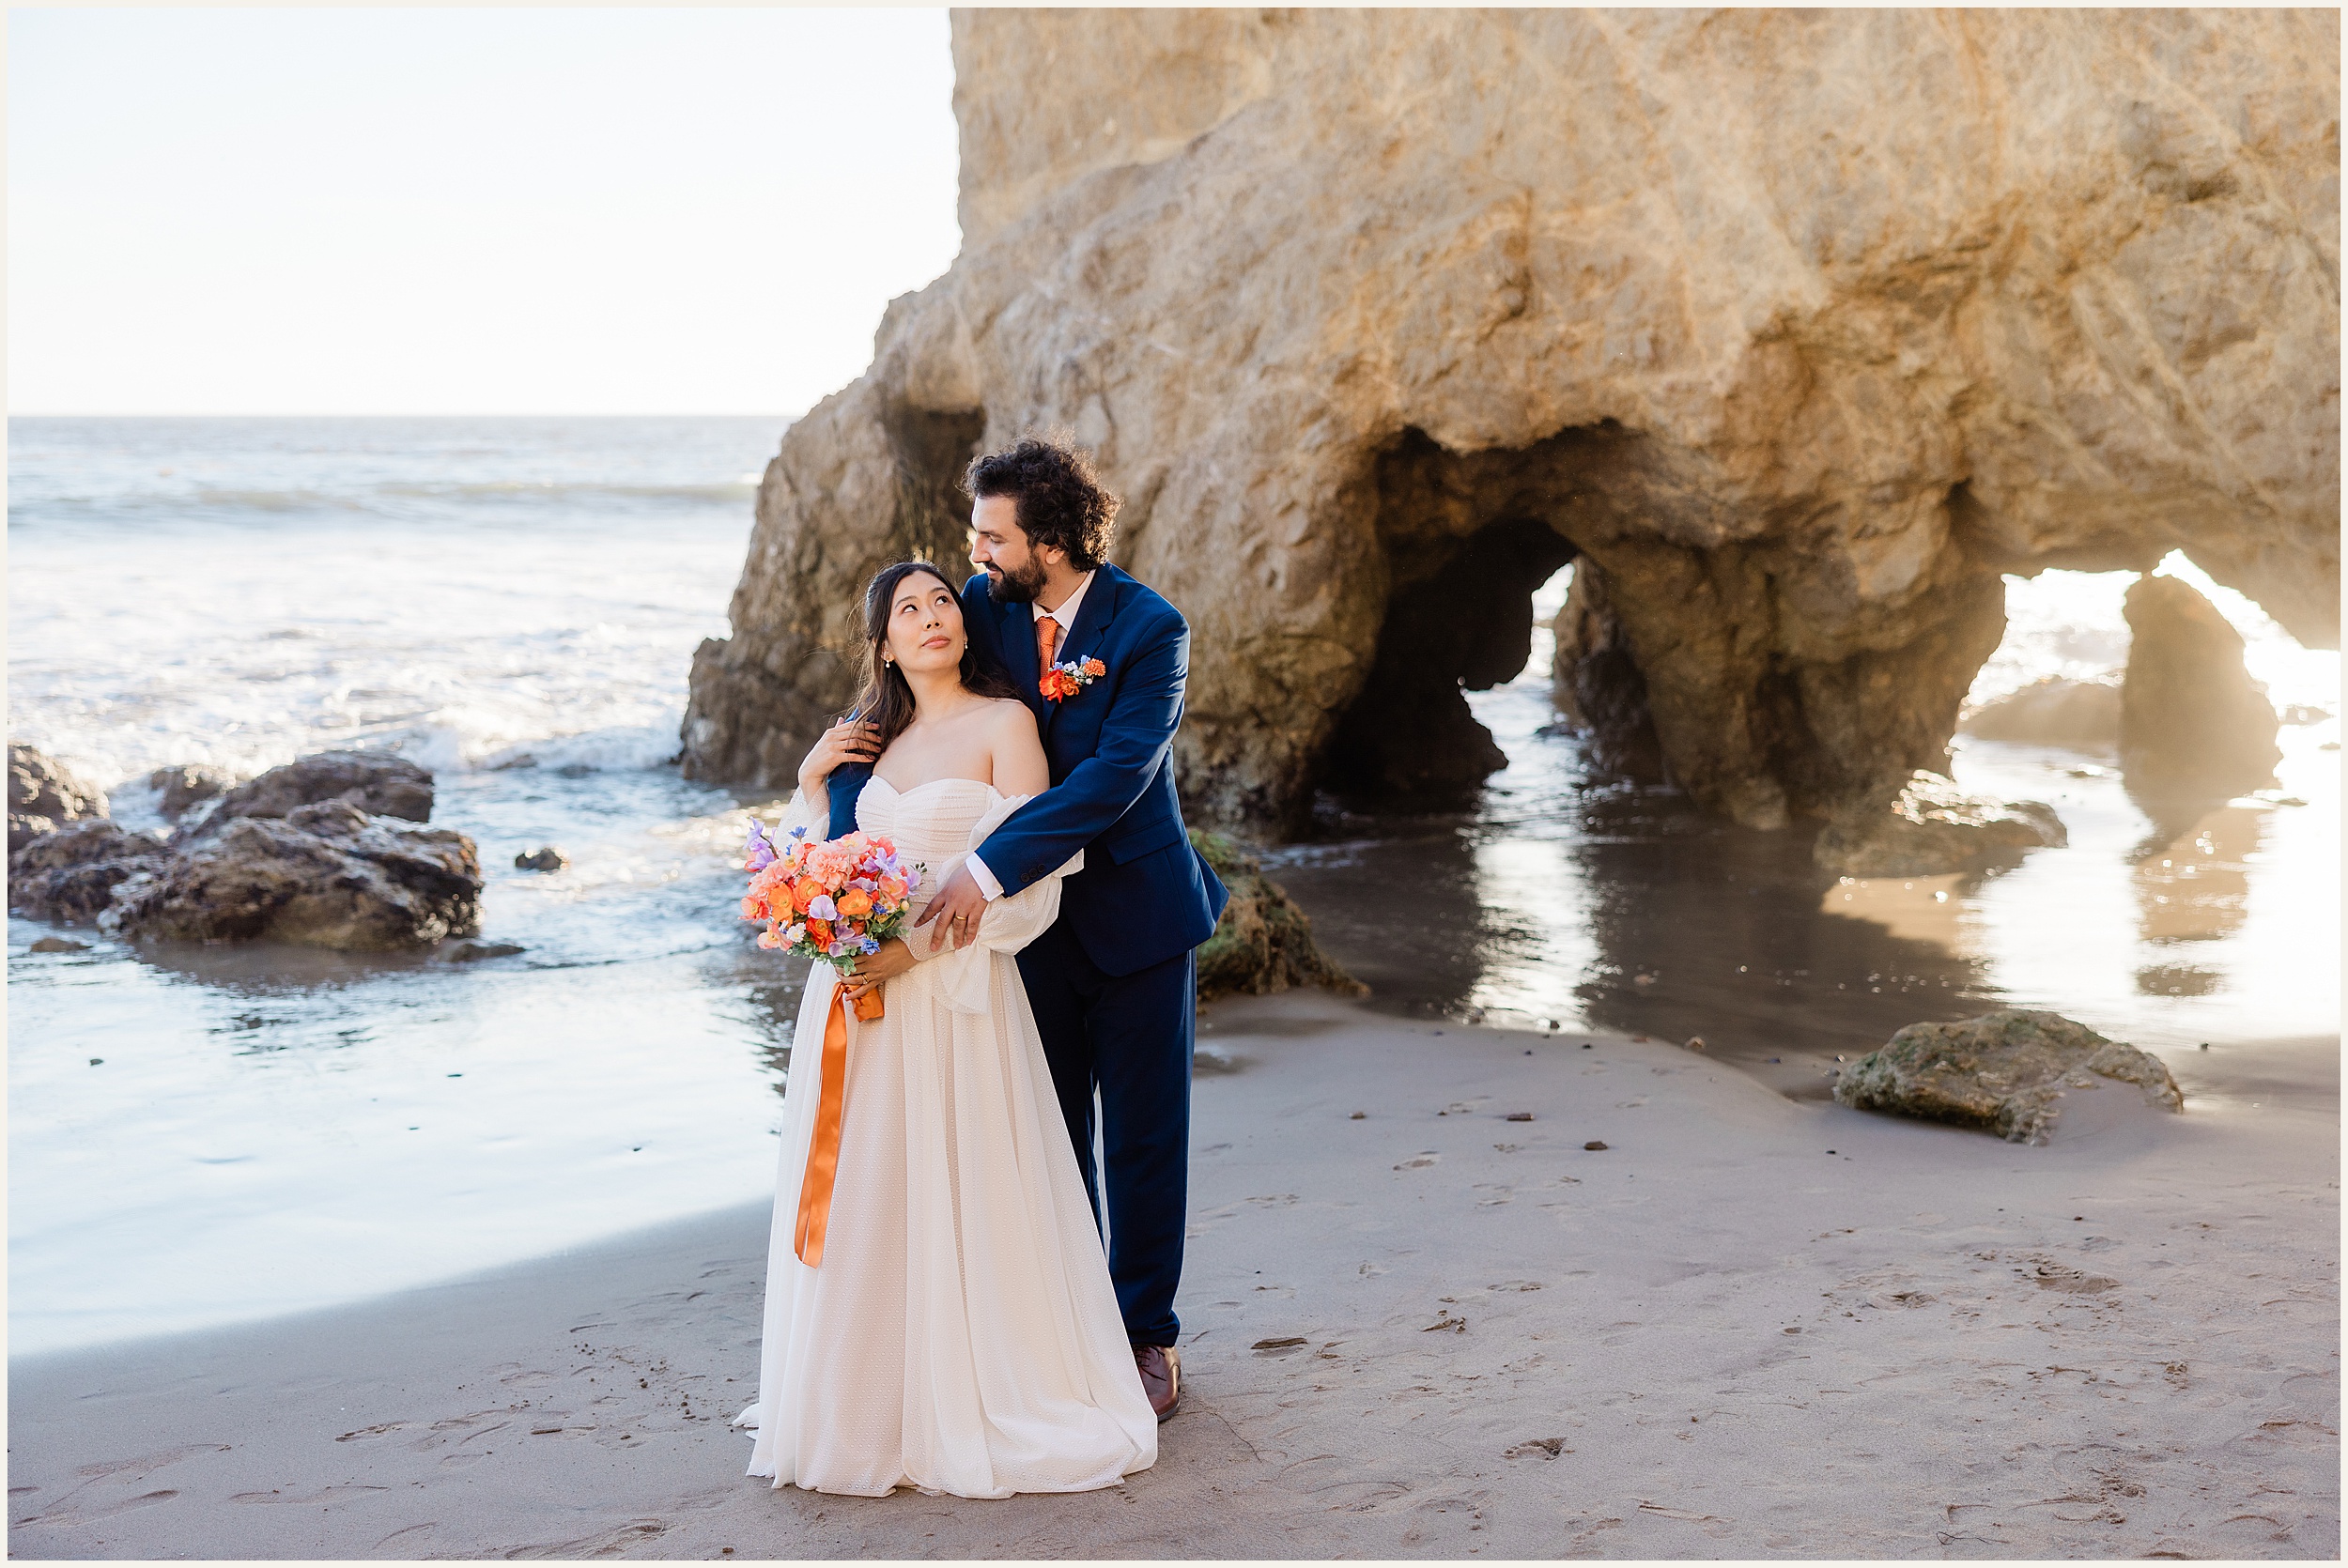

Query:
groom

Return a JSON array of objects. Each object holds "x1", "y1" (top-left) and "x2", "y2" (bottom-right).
[{"x1": 914, "y1": 434, "x2": 1227, "y2": 1422}]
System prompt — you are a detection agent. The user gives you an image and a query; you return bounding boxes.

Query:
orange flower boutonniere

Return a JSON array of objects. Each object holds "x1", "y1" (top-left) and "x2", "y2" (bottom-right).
[{"x1": 1041, "y1": 656, "x2": 1107, "y2": 702}]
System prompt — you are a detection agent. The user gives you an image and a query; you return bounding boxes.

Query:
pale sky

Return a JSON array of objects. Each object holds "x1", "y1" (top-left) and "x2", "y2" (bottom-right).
[{"x1": 7, "y1": 8, "x2": 963, "y2": 415}]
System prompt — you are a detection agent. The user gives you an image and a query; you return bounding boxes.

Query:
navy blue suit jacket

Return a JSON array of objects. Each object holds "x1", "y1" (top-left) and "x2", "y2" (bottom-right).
[{"x1": 825, "y1": 563, "x2": 1227, "y2": 977}]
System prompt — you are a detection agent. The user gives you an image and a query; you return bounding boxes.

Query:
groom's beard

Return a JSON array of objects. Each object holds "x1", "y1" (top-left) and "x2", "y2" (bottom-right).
[{"x1": 986, "y1": 558, "x2": 1047, "y2": 605}]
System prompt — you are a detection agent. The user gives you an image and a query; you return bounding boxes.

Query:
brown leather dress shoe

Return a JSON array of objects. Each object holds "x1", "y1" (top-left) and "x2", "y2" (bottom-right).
[{"x1": 1135, "y1": 1343, "x2": 1180, "y2": 1422}]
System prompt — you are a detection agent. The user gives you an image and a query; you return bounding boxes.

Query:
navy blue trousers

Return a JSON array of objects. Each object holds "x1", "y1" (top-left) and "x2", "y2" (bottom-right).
[{"x1": 1016, "y1": 919, "x2": 1193, "y2": 1348}]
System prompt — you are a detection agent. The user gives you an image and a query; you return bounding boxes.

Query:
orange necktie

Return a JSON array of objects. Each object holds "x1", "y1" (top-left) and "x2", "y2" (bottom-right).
[{"x1": 1037, "y1": 614, "x2": 1060, "y2": 671}]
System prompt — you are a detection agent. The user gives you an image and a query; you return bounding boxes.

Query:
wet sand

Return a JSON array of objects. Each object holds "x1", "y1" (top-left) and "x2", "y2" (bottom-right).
[{"x1": 10, "y1": 992, "x2": 2337, "y2": 1560}]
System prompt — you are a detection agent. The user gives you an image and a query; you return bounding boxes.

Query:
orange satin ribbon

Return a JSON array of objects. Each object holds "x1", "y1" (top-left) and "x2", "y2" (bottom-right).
[{"x1": 794, "y1": 978, "x2": 882, "y2": 1268}]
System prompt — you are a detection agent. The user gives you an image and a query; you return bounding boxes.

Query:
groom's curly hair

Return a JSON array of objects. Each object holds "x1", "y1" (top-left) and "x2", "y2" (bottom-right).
[{"x1": 961, "y1": 434, "x2": 1120, "y2": 572}]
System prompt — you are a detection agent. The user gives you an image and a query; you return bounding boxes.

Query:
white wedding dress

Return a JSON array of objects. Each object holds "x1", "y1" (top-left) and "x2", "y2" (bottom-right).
[{"x1": 736, "y1": 776, "x2": 1158, "y2": 1498}]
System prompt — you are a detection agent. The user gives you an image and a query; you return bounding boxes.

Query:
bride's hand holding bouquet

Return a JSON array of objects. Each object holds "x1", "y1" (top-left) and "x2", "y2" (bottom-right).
[{"x1": 741, "y1": 819, "x2": 920, "y2": 1021}]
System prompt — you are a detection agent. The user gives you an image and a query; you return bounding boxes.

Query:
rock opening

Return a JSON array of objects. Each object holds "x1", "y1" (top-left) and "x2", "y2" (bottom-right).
[{"x1": 1322, "y1": 509, "x2": 1574, "y2": 804}]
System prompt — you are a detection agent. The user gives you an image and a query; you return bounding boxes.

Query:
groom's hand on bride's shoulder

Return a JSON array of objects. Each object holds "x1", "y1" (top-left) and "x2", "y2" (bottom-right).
[{"x1": 915, "y1": 864, "x2": 989, "y2": 949}]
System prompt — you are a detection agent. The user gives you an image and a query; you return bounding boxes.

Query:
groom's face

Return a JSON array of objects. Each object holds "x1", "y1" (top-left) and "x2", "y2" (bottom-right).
[{"x1": 971, "y1": 495, "x2": 1049, "y2": 605}]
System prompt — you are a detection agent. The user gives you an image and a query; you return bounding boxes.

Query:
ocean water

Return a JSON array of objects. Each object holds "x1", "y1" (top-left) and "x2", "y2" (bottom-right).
[
  {"x1": 8, "y1": 415, "x2": 2340, "y2": 1354},
  {"x1": 9, "y1": 417, "x2": 805, "y2": 1353}
]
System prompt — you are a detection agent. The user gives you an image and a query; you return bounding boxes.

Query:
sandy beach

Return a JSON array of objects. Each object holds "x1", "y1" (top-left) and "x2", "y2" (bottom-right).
[
  {"x1": 10, "y1": 992, "x2": 2336, "y2": 1559},
  {"x1": 9, "y1": 10, "x2": 2340, "y2": 1560}
]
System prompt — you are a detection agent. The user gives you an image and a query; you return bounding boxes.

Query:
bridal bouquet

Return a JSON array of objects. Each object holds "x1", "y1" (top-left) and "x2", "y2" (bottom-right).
[
  {"x1": 741, "y1": 820, "x2": 920, "y2": 1022},
  {"x1": 744, "y1": 817, "x2": 921, "y2": 1269}
]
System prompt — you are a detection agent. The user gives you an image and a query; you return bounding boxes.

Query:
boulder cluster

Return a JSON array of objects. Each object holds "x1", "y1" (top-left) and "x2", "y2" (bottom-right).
[{"x1": 8, "y1": 746, "x2": 483, "y2": 952}]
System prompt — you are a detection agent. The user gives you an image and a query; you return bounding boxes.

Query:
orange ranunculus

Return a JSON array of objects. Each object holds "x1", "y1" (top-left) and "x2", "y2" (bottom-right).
[
  {"x1": 740, "y1": 895, "x2": 765, "y2": 919},
  {"x1": 804, "y1": 920, "x2": 832, "y2": 948},
  {"x1": 835, "y1": 888, "x2": 873, "y2": 919},
  {"x1": 791, "y1": 878, "x2": 817, "y2": 914}
]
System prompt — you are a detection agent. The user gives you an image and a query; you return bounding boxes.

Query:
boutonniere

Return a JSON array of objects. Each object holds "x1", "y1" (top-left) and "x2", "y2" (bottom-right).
[{"x1": 1040, "y1": 656, "x2": 1106, "y2": 702}]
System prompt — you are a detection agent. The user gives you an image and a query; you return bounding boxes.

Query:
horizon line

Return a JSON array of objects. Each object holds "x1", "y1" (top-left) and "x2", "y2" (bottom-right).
[{"x1": 8, "y1": 409, "x2": 807, "y2": 421}]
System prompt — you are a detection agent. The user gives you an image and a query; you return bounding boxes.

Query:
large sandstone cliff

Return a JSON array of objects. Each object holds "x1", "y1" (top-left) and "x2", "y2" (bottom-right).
[{"x1": 685, "y1": 9, "x2": 2339, "y2": 831}]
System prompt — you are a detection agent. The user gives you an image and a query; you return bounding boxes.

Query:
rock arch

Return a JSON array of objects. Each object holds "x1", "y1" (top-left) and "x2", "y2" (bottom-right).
[{"x1": 684, "y1": 8, "x2": 2339, "y2": 833}]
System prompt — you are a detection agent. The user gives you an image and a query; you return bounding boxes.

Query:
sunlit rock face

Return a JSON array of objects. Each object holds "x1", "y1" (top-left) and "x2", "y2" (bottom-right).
[
  {"x1": 684, "y1": 9, "x2": 2340, "y2": 832},
  {"x1": 2121, "y1": 574, "x2": 2284, "y2": 796}
]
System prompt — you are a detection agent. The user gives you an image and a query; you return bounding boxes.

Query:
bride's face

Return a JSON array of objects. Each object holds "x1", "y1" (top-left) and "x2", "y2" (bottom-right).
[{"x1": 882, "y1": 571, "x2": 967, "y2": 679}]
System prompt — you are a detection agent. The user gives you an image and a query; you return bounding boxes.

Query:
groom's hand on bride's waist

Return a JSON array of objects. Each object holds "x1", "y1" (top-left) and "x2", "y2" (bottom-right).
[{"x1": 915, "y1": 863, "x2": 991, "y2": 949}]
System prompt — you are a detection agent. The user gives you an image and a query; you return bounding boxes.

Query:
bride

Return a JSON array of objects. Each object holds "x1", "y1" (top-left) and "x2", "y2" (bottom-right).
[{"x1": 735, "y1": 559, "x2": 1158, "y2": 1498}]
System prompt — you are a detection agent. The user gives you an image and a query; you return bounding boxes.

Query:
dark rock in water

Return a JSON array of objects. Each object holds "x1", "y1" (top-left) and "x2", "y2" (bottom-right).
[
  {"x1": 1813, "y1": 770, "x2": 2064, "y2": 877},
  {"x1": 2121, "y1": 574, "x2": 2281, "y2": 794},
  {"x1": 1834, "y1": 1008, "x2": 2182, "y2": 1144},
  {"x1": 1191, "y1": 829, "x2": 1365, "y2": 1003},
  {"x1": 8, "y1": 744, "x2": 110, "y2": 851},
  {"x1": 445, "y1": 940, "x2": 527, "y2": 961},
  {"x1": 1961, "y1": 677, "x2": 2123, "y2": 753},
  {"x1": 513, "y1": 846, "x2": 569, "y2": 872},
  {"x1": 147, "y1": 762, "x2": 241, "y2": 821},
  {"x1": 28, "y1": 936, "x2": 90, "y2": 954},
  {"x1": 104, "y1": 799, "x2": 482, "y2": 951},
  {"x1": 8, "y1": 821, "x2": 169, "y2": 923},
  {"x1": 189, "y1": 749, "x2": 434, "y2": 840},
  {"x1": 1551, "y1": 561, "x2": 1669, "y2": 784}
]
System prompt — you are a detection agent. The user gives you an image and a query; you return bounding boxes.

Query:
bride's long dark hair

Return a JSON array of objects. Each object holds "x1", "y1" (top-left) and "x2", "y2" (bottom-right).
[{"x1": 842, "y1": 561, "x2": 1023, "y2": 750}]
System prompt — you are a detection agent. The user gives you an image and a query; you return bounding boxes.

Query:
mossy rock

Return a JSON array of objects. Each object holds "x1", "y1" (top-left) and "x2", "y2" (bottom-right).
[
  {"x1": 1191, "y1": 829, "x2": 1366, "y2": 1003},
  {"x1": 1833, "y1": 1008, "x2": 2182, "y2": 1144}
]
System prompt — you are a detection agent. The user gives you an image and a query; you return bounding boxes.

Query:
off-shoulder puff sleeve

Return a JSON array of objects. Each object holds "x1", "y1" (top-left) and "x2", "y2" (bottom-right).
[
  {"x1": 904, "y1": 791, "x2": 1080, "y2": 1014},
  {"x1": 762, "y1": 787, "x2": 827, "y2": 845}
]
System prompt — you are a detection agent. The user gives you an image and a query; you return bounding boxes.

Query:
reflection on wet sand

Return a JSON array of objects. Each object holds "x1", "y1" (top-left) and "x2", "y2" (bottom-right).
[
  {"x1": 1274, "y1": 769, "x2": 2004, "y2": 1101},
  {"x1": 2131, "y1": 802, "x2": 2261, "y2": 945},
  {"x1": 1818, "y1": 871, "x2": 1971, "y2": 948},
  {"x1": 1268, "y1": 645, "x2": 2338, "y2": 1103},
  {"x1": 703, "y1": 933, "x2": 809, "y2": 1097}
]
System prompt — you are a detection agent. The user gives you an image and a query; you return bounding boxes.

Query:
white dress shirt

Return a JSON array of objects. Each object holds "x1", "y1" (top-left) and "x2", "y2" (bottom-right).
[{"x1": 967, "y1": 570, "x2": 1096, "y2": 901}]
